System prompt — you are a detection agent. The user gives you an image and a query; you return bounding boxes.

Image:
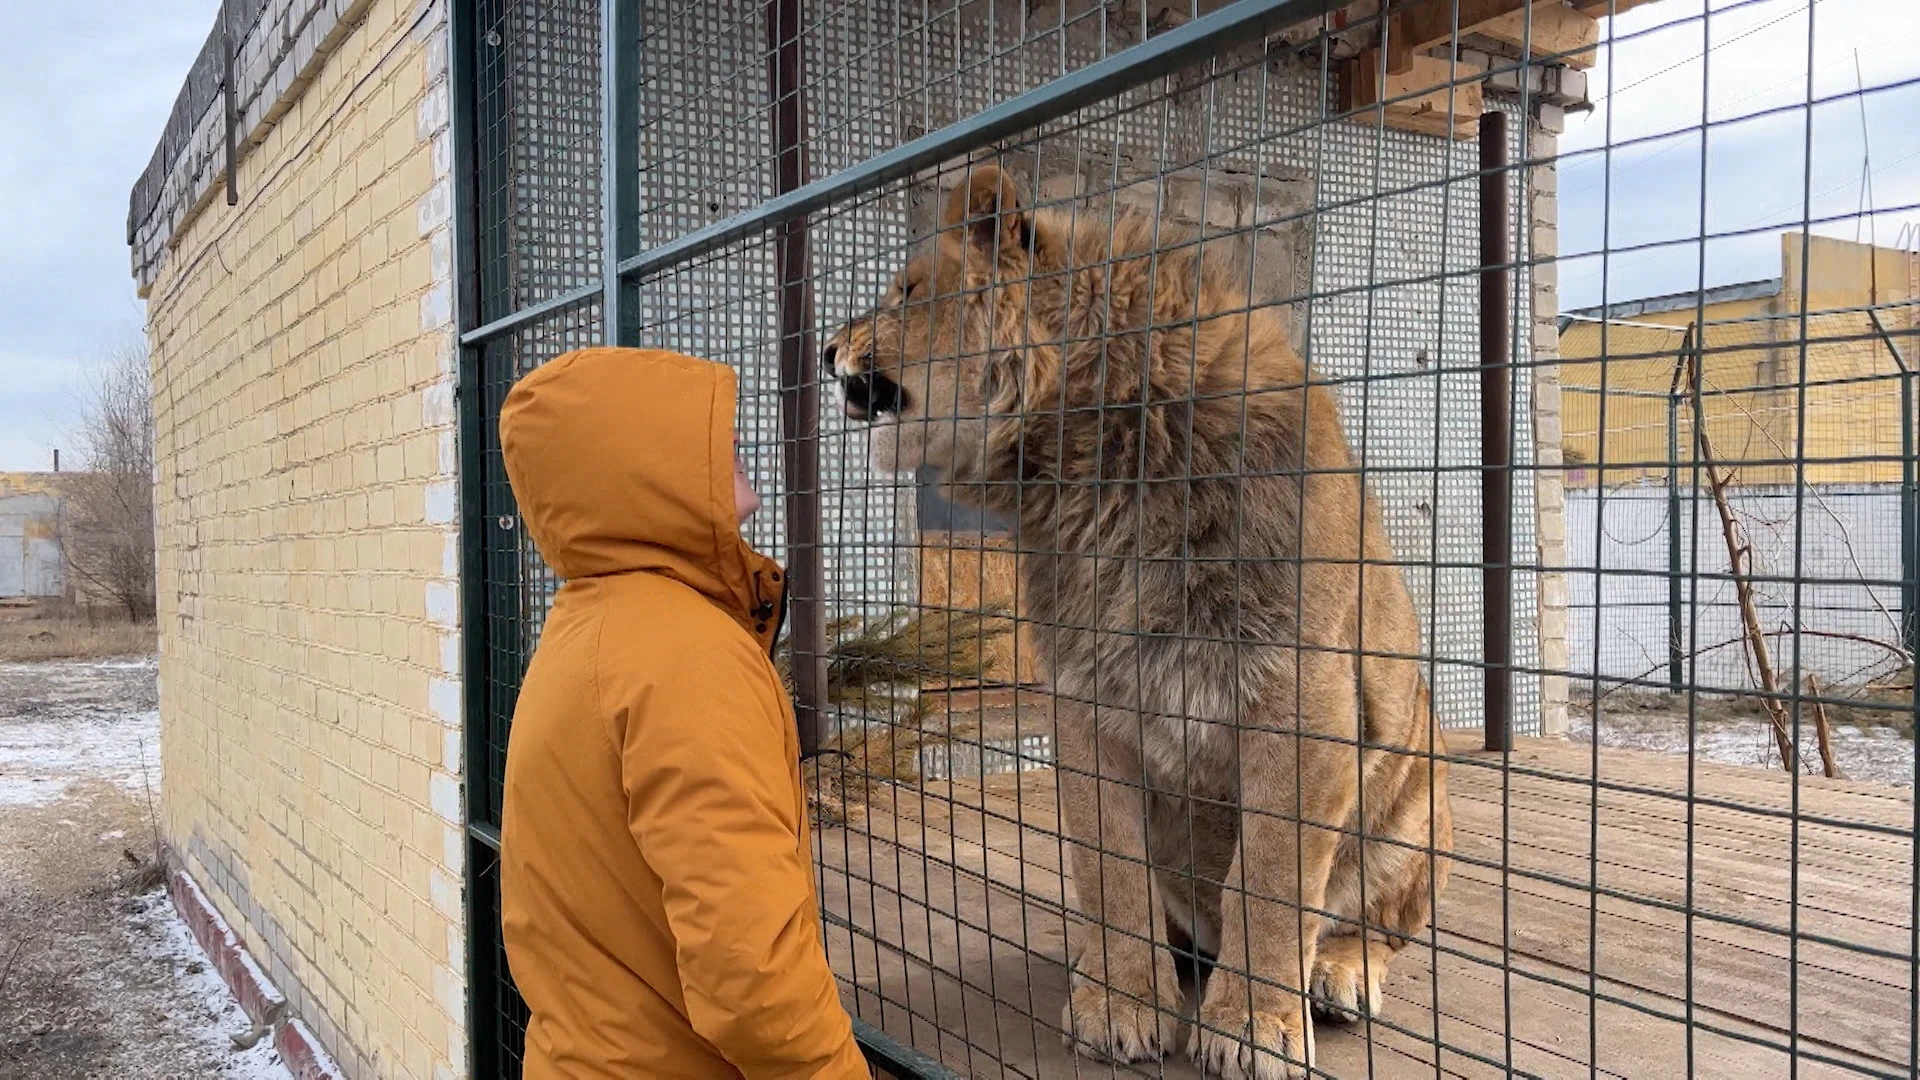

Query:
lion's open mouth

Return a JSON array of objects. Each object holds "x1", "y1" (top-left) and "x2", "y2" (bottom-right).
[{"x1": 835, "y1": 365, "x2": 905, "y2": 421}]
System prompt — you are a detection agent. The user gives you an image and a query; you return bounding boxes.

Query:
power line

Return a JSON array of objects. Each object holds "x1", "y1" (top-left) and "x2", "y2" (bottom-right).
[
  {"x1": 1735, "y1": 144, "x2": 1920, "y2": 232},
  {"x1": 1592, "y1": 0, "x2": 1815, "y2": 107},
  {"x1": 1853, "y1": 48, "x2": 1876, "y2": 252}
]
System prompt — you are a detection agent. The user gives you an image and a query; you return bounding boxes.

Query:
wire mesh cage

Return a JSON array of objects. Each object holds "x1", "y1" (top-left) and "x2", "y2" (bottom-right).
[{"x1": 453, "y1": 0, "x2": 1920, "y2": 1076}]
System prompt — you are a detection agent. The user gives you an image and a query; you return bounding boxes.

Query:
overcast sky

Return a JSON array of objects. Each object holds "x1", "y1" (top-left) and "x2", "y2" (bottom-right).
[
  {"x1": 1560, "y1": 0, "x2": 1920, "y2": 308},
  {"x1": 0, "y1": 2, "x2": 218, "y2": 472},
  {"x1": 0, "y1": 0, "x2": 1914, "y2": 470}
]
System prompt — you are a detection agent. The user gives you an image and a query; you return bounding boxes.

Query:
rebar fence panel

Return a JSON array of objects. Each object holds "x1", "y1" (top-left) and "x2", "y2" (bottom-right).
[{"x1": 453, "y1": 1, "x2": 1920, "y2": 1077}]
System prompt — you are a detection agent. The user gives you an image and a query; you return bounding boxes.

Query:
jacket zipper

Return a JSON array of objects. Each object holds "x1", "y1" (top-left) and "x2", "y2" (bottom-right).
[
  {"x1": 749, "y1": 568, "x2": 785, "y2": 657},
  {"x1": 769, "y1": 577, "x2": 789, "y2": 658}
]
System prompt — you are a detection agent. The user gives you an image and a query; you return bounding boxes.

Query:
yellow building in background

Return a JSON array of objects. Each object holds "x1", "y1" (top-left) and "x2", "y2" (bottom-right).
[{"x1": 1560, "y1": 234, "x2": 1917, "y2": 488}]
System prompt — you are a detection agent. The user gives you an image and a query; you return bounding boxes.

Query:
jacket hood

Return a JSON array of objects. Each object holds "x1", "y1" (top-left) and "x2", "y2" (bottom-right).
[{"x1": 500, "y1": 348, "x2": 781, "y2": 632}]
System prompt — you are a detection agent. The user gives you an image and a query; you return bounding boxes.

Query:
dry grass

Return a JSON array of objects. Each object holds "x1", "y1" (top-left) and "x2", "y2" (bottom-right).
[
  {"x1": 778, "y1": 607, "x2": 1013, "y2": 718},
  {"x1": 1588, "y1": 673, "x2": 1917, "y2": 739},
  {"x1": 804, "y1": 713, "x2": 988, "y2": 827},
  {"x1": 0, "y1": 616, "x2": 157, "y2": 662},
  {"x1": 783, "y1": 608, "x2": 1012, "y2": 824}
]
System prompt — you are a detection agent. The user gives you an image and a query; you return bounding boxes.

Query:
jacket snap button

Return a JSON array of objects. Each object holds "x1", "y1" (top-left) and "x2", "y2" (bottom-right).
[{"x1": 755, "y1": 623, "x2": 767, "y2": 633}]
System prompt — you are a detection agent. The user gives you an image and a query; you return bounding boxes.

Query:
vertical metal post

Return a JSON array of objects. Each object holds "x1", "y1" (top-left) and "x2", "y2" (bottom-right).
[
  {"x1": 602, "y1": 0, "x2": 638, "y2": 345},
  {"x1": 1869, "y1": 308, "x2": 1917, "y2": 671},
  {"x1": 1905, "y1": 368, "x2": 1917, "y2": 668},
  {"x1": 221, "y1": 0, "x2": 238, "y2": 207},
  {"x1": 1665, "y1": 328, "x2": 1694, "y2": 694},
  {"x1": 447, "y1": 2, "x2": 497, "y2": 1077},
  {"x1": 769, "y1": 0, "x2": 826, "y2": 755},
  {"x1": 1479, "y1": 110, "x2": 1513, "y2": 753},
  {"x1": 1666, "y1": 393, "x2": 1684, "y2": 691}
]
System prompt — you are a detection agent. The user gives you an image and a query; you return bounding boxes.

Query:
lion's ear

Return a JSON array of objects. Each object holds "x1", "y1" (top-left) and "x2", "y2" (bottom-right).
[{"x1": 940, "y1": 164, "x2": 1031, "y2": 256}]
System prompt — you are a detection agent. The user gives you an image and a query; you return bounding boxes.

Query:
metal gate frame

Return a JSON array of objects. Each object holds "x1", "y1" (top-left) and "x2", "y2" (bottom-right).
[
  {"x1": 449, "y1": 2, "x2": 1387, "y2": 1074},
  {"x1": 447, "y1": 0, "x2": 1573, "y2": 1075}
]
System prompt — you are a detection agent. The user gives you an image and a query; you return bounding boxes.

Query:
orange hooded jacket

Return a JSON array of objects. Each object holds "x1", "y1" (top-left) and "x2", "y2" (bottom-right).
[{"x1": 498, "y1": 347, "x2": 866, "y2": 1079}]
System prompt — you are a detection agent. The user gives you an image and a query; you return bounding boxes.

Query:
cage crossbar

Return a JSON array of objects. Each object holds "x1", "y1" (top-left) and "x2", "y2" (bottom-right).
[{"x1": 610, "y1": 0, "x2": 1348, "y2": 284}]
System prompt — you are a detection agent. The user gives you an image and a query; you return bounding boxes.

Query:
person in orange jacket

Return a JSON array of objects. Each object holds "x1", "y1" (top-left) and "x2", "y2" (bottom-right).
[{"x1": 498, "y1": 347, "x2": 868, "y2": 1078}]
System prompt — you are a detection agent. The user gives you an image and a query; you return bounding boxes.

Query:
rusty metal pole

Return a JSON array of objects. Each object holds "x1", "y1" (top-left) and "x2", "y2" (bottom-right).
[
  {"x1": 222, "y1": 0, "x2": 238, "y2": 206},
  {"x1": 768, "y1": 0, "x2": 826, "y2": 755},
  {"x1": 1480, "y1": 110, "x2": 1514, "y2": 754}
]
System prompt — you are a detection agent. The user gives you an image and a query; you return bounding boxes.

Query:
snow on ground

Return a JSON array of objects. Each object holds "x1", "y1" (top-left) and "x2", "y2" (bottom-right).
[
  {"x1": 120, "y1": 889, "x2": 292, "y2": 1080},
  {"x1": 0, "y1": 658, "x2": 162, "y2": 808},
  {"x1": 0, "y1": 707, "x2": 160, "y2": 807},
  {"x1": 1570, "y1": 705, "x2": 1915, "y2": 787},
  {"x1": 0, "y1": 655, "x2": 295, "y2": 1079}
]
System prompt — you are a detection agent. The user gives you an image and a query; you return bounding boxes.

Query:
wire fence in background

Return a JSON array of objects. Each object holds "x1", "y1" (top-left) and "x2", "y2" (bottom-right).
[
  {"x1": 452, "y1": 0, "x2": 1920, "y2": 1076},
  {"x1": 1561, "y1": 309, "x2": 1914, "y2": 693}
]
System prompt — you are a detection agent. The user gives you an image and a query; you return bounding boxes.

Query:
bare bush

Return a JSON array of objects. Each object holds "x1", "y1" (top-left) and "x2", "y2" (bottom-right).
[{"x1": 64, "y1": 344, "x2": 156, "y2": 622}]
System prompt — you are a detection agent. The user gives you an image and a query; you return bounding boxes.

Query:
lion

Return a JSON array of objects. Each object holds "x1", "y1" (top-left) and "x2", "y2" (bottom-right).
[{"x1": 825, "y1": 163, "x2": 1452, "y2": 1080}]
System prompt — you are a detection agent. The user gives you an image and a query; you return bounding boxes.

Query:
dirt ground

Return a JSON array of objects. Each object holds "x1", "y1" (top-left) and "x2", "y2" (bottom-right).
[
  {"x1": 1570, "y1": 690, "x2": 1915, "y2": 786},
  {"x1": 0, "y1": 657, "x2": 287, "y2": 1080}
]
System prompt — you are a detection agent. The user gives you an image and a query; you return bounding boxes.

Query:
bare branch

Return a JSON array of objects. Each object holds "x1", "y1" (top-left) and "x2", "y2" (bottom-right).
[
  {"x1": 1588, "y1": 626, "x2": 1911, "y2": 709},
  {"x1": 63, "y1": 342, "x2": 156, "y2": 621},
  {"x1": 1694, "y1": 365, "x2": 1907, "y2": 645},
  {"x1": 0, "y1": 934, "x2": 32, "y2": 1001},
  {"x1": 1805, "y1": 674, "x2": 1847, "y2": 781},
  {"x1": 1688, "y1": 351, "x2": 1798, "y2": 772}
]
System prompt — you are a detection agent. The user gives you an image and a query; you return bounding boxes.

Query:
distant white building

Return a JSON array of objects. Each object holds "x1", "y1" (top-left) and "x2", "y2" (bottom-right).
[{"x1": 0, "y1": 473, "x2": 68, "y2": 602}]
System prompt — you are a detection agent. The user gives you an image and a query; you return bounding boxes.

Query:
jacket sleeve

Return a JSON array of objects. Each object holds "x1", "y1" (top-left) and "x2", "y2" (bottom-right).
[{"x1": 609, "y1": 632, "x2": 868, "y2": 1080}]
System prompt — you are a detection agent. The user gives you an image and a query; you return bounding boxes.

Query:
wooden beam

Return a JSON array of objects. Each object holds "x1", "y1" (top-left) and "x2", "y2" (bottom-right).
[
  {"x1": 1388, "y1": 0, "x2": 1531, "y2": 74},
  {"x1": 1576, "y1": 0, "x2": 1663, "y2": 16},
  {"x1": 1477, "y1": 2, "x2": 1600, "y2": 68},
  {"x1": 1344, "y1": 50, "x2": 1484, "y2": 140},
  {"x1": 1347, "y1": 50, "x2": 1487, "y2": 113},
  {"x1": 1375, "y1": 103, "x2": 1481, "y2": 140}
]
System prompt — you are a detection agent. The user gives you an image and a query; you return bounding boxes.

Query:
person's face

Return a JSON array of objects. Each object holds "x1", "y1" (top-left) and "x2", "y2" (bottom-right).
[{"x1": 733, "y1": 442, "x2": 761, "y2": 525}]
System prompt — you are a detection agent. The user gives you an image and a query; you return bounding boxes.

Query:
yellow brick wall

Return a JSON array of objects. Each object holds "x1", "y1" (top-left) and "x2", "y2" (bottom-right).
[
  {"x1": 1562, "y1": 235, "x2": 1918, "y2": 489},
  {"x1": 1562, "y1": 305, "x2": 1912, "y2": 488},
  {"x1": 144, "y1": 2, "x2": 464, "y2": 1077}
]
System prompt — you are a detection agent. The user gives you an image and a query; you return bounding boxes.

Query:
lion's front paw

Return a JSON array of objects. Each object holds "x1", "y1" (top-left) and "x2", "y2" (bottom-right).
[
  {"x1": 1193, "y1": 995, "x2": 1314, "y2": 1080},
  {"x1": 1310, "y1": 935, "x2": 1389, "y2": 1023},
  {"x1": 1061, "y1": 975, "x2": 1182, "y2": 1064}
]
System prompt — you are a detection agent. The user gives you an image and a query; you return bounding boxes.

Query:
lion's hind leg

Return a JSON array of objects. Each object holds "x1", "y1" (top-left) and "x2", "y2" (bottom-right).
[{"x1": 1309, "y1": 753, "x2": 1450, "y2": 1024}]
